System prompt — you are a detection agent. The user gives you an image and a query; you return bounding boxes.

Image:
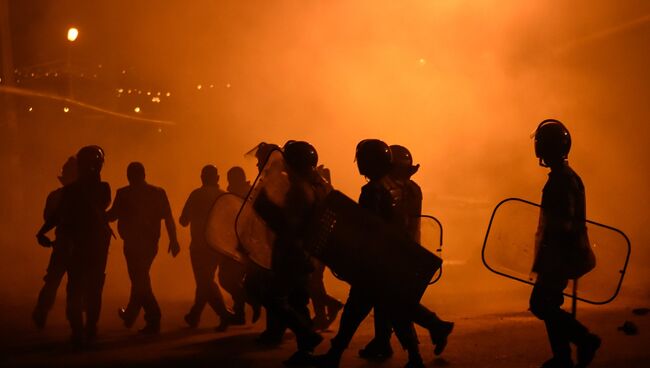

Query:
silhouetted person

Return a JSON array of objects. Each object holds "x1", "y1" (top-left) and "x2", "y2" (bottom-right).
[
  {"x1": 252, "y1": 141, "x2": 324, "y2": 365},
  {"x1": 308, "y1": 166, "x2": 343, "y2": 331},
  {"x1": 107, "y1": 162, "x2": 180, "y2": 334},
  {"x1": 360, "y1": 144, "x2": 453, "y2": 360},
  {"x1": 180, "y1": 165, "x2": 235, "y2": 330},
  {"x1": 314, "y1": 140, "x2": 453, "y2": 368},
  {"x1": 33, "y1": 156, "x2": 78, "y2": 329},
  {"x1": 246, "y1": 143, "x2": 289, "y2": 345},
  {"x1": 530, "y1": 120, "x2": 600, "y2": 368},
  {"x1": 36, "y1": 145, "x2": 112, "y2": 346},
  {"x1": 224, "y1": 166, "x2": 261, "y2": 324}
]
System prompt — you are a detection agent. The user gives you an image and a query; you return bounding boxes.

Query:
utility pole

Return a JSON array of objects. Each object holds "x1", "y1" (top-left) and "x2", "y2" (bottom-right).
[{"x1": 0, "y1": 0, "x2": 23, "y2": 224}]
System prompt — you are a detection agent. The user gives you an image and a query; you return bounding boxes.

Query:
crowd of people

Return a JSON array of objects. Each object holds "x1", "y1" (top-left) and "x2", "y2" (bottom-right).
[{"x1": 32, "y1": 120, "x2": 601, "y2": 368}]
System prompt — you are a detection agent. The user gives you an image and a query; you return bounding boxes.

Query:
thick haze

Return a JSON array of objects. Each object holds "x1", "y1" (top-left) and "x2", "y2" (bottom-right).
[{"x1": 1, "y1": 0, "x2": 649, "y2": 310}]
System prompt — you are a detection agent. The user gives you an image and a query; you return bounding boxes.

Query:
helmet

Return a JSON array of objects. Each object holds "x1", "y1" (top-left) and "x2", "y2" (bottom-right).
[
  {"x1": 389, "y1": 144, "x2": 420, "y2": 179},
  {"x1": 76, "y1": 145, "x2": 105, "y2": 174},
  {"x1": 250, "y1": 142, "x2": 281, "y2": 172},
  {"x1": 58, "y1": 156, "x2": 78, "y2": 185},
  {"x1": 355, "y1": 139, "x2": 392, "y2": 180},
  {"x1": 201, "y1": 165, "x2": 219, "y2": 185},
  {"x1": 283, "y1": 140, "x2": 318, "y2": 174},
  {"x1": 534, "y1": 119, "x2": 571, "y2": 166}
]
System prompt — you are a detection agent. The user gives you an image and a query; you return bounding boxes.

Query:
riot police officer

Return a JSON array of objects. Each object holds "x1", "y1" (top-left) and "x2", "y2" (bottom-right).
[
  {"x1": 37, "y1": 145, "x2": 112, "y2": 346},
  {"x1": 33, "y1": 156, "x2": 78, "y2": 329},
  {"x1": 252, "y1": 141, "x2": 324, "y2": 365},
  {"x1": 529, "y1": 120, "x2": 600, "y2": 368}
]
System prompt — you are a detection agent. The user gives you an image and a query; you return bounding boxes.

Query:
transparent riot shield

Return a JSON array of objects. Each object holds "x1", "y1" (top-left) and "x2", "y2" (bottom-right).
[
  {"x1": 234, "y1": 149, "x2": 289, "y2": 269},
  {"x1": 482, "y1": 198, "x2": 631, "y2": 305},
  {"x1": 205, "y1": 193, "x2": 246, "y2": 263},
  {"x1": 419, "y1": 215, "x2": 444, "y2": 284}
]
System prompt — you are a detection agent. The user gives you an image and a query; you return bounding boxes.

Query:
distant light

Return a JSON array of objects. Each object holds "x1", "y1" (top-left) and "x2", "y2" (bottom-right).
[
  {"x1": 117, "y1": 88, "x2": 124, "y2": 93},
  {"x1": 121, "y1": 70, "x2": 127, "y2": 74},
  {"x1": 30, "y1": 72, "x2": 35, "y2": 77},
  {"x1": 157, "y1": 128, "x2": 162, "y2": 133},
  {"x1": 146, "y1": 91, "x2": 151, "y2": 96},
  {"x1": 63, "y1": 107, "x2": 70, "y2": 113},
  {"x1": 209, "y1": 84, "x2": 214, "y2": 88},
  {"x1": 127, "y1": 89, "x2": 132, "y2": 94},
  {"x1": 137, "y1": 90, "x2": 142, "y2": 95},
  {"x1": 156, "y1": 92, "x2": 161, "y2": 96},
  {"x1": 165, "y1": 92, "x2": 171, "y2": 97},
  {"x1": 225, "y1": 83, "x2": 231, "y2": 88},
  {"x1": 134, "y1": 107, "x2": 141, "y2": 113},
  {"x1": 67, "y1": 27, "x2": 79, "y2": 42},
  {"x1": 28, "y1": 107, "x2": 33, "y2": 112},
  {"x1": 98, "y1": 64, "x2": 103, "y2": 68},
  {"x1": 418, "y1": 58, "x2": 426, "y2": 65},
  {"x1": 196, "y1": 84, "x2": 202, "y2": 90},
  {"x1": 151, "y1": 97, "x2": 161, "y2": 103}
]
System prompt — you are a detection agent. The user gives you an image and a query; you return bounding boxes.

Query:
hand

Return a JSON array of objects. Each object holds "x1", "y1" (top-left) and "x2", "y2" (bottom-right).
[
  {"x1": 168, "y1": 239, "x2": 180, "y2": 257},
  {"x1": 36, "y1": 233, "x2": 53, "y2": 248}
]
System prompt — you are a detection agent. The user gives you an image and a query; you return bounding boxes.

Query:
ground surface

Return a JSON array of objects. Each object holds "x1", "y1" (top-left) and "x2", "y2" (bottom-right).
[{"x1": 1, "y1": 289, "x2": 648, "y2": 368}]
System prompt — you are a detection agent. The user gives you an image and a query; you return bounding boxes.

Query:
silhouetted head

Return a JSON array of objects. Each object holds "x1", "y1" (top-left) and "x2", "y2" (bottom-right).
[
  {"x1": 254, "y1": 142, "x2": 281, "y2": 172},
  {"x1": 76, "y1": 145, "x2": 104, "y2": 179},
  {"x1": 355, "y1": 139, "x2": 392, "y2": 181},
  {"x1": 390, "y1": 145, "x2": 420, "y2": 180},
  {"x1": 534, "y1": 119, "x2": 571, "y2": 168},
  {"x1": 227, "y1": 166, "x2": 247, "y2": 186},
  {"x1": 201, "y1": 165, "x2": 219, "y2": 186},
  {"x1": 127, "y1": 162, "x2": 146, "y2": 185},
  {"x1": 58, "y1": 156, "x2": 78, "y2": 186},
  {"x1": 283, "y1": 140, "x2": 318, "y2": 176}
]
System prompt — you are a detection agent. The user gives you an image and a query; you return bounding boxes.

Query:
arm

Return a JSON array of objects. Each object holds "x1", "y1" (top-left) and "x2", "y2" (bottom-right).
[
  {"x1": 161, "y1": 189, "x2": 180, "y2": 257},
  {"x1": 106, "y1": 189, "x2": 121, "y2": 222},
  {"x1": 179, "y1": 192, "x2": 192, "y2": 227}
]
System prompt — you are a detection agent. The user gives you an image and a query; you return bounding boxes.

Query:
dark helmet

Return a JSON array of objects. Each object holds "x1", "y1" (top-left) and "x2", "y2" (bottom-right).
[
  {"x1": 58, "y1": 156, "x2": 78, "y2": 185},
  {"x1": 283, "y1": 140, "x2": 318, "y2": 174},
  {"x1": 389, "y1": 144, "x2": 420, "y2": 179},
  {"x1": 534, "y1": 119, "x2": 571, "y2": 166},
  {"x1": 201, "y1": 165, "x2": 219, "y2": 185},
  {"x1": 76, "y1": 145, "x2": 105, "y2": 174},
  {"x1": 249, "y1": 142, "x2": 281, "y2": 171},
  {"x1": 355, "y1": 139, "x2": 392, "y2": 181}
]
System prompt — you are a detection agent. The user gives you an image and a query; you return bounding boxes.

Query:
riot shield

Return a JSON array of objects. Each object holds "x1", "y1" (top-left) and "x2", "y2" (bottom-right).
[
  {"x1": 420, "y1": 215, "x2": 444, "y2": 284},
  {"x1": 482, "y1": 198, "x2": 631, "y2": 305},
  {"x1": 205, "y1": 193, "x2": 246, "y2": 263},
  {"x1": 234, "y1": 149, "x2": 289, "y2": 269},
  {"x1": 304, "y1": 190, "x2": 443, "y2": 306}
]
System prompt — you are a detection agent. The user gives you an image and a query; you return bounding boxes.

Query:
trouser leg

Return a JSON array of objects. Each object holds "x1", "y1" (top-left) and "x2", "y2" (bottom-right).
[
  {"x1": 36, "y1": 246, "x2": 68, "y2": 313},
  {"x1": 329, "y1": 286, "x2": 374, "y2": 353},
  {"x1": 219, "y1": 257, "x2": 246, "y2": 319},
  {"x1": 530, "y1": 274, "x2": 588, "y2": 360}
]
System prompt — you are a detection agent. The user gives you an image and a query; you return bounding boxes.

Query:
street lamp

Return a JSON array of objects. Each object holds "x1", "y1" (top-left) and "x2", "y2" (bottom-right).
[
  {"x1": 67, "y1": 27, "x2": 78, "y2": 42},
  {"x1": 66, "y1": 27, "x2": 78, "y2": 97}
]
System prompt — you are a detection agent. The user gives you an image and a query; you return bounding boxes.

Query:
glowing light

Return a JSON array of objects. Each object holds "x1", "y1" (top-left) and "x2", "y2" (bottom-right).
[
  {"x1": 134, "y1": 107, "x2": 141, "y2": 113},
  {"x1": 67, "y1": 27, "x2": 79, "y2": 42},
  {"x1": 151, "y1": 97, "x2": 161, "y2": 103},
  {"x1": 28, "y1": 107, "x2": 33, "y2": 112},
  {"x1": 225, "y1": 83, "x2": 231, "y2": 88},
  {"x1": 156, "y1": 92, "x2": 161, "y2": 96},
  {"x1": 165, "y1": 92, "x2": 171, "y2": 97},
  {"x1": 121, "y1": 70, "x2": 127, "y2": 74},
  {"x1": 419, "y1": 58, "x2": 426, "y2": 65},
  {"x1": 63, "y1": 107, "x2": 70, "y2": 113},
  {"x1": 196, "y1": 84, "x2": 202, "y2": 90},
  {"x1": 146, "y1": 91, "x2": 151, "y2": 96},
  {"x1": 209, "y1": 84, "x2": 214, "y2": 88},
  {"x1": 127, "y1": 89, "x2": 132, "y2": 94},
  {"x1": 117, "y1": 88, "x2": 124, "y2": 93},
  {"x1": 157, "y1": 128, "x2": 162, "y2": 133}
]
